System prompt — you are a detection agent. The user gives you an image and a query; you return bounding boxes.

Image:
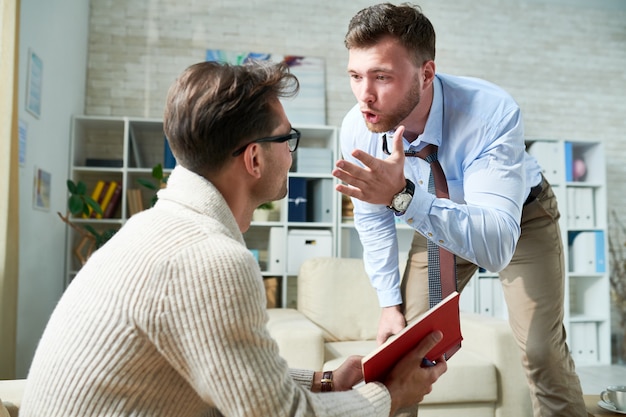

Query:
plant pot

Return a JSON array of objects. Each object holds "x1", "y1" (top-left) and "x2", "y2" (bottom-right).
[{"x1": 253, "y1": 209, "x2": 271, "y2": 222}]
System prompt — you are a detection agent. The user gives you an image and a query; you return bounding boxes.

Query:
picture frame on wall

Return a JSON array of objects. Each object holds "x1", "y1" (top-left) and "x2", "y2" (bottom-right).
[
  {"x1": 25, "y1": 48, "x2": 43, "y2": 118},
  {"x1": 33, "y1": 166, "x2": 51, "y2": 211}
]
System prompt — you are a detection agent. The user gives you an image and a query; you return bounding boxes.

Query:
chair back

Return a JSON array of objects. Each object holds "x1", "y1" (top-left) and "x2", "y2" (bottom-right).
[{"x1": 297, "y1": 257, "x2": 381, "y2": 342}]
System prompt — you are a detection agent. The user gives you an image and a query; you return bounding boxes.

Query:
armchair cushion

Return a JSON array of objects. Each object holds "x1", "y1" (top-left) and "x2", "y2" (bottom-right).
[{"x1": 297, "y1": 257, "x2": 380, "y2": 342}]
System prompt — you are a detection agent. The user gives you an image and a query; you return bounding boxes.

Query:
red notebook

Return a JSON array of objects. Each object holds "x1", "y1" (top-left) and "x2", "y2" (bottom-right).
[{"x1": 362, "y1": 291, "x2": 462, "y2": 383}]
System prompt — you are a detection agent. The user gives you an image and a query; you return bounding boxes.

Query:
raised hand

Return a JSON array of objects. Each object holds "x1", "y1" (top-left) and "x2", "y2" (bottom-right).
[{"x1": 333, "y1": 126, "x2": 407, "y2": 205}]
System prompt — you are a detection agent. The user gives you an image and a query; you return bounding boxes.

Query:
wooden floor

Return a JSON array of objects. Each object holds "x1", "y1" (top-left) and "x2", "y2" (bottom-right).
[{"x1": 577, "y1": 364, "x2": 626, "y2": 394}]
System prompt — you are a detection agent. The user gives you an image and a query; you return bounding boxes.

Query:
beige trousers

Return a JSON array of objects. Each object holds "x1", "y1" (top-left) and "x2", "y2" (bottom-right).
[{"x1": 402, "y1": 177, "x2": 587, "y2": 417}]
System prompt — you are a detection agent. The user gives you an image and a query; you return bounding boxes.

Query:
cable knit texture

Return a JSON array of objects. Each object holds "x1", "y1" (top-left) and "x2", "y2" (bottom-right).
[{"x1": 20, "y1": 166, "x2": 390, "y2": 417}]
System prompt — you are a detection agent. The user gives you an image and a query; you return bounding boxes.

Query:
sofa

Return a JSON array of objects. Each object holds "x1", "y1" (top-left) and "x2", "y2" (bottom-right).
[
  {"x1": 267, "y1": 257, "x2": 532, "y2": 417},
  {"x1": 0, "y1": 379, "x2": 25, "y2": 417}
]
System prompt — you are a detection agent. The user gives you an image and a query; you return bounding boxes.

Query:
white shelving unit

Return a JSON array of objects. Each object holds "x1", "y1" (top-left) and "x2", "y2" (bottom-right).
[
  {"x1": 66, "y1": 116, "x2": 338, "y2": 308},
  {"x1": 65, "y1": 116, "x2": 170, "y2": 286},
  {"x1": 337, "y1": 138, "x2": 610, "y2": 366},
  {"x1": 243, "y1": 125, "x2": 338, "y2": 308}
]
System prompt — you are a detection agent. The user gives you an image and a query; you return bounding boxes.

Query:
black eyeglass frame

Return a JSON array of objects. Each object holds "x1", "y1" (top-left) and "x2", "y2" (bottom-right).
[{"x1": 232, "y1": 127, "x2": 301, "y2": 157}]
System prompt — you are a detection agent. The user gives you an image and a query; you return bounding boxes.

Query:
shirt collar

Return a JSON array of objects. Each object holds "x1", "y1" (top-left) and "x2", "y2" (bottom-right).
[
  {"x1": 416, "y1": 74, "x2": 443, "y2": 148},
  {"x1": 380, "y1": 75, "x2": 444, "y2": 152}
]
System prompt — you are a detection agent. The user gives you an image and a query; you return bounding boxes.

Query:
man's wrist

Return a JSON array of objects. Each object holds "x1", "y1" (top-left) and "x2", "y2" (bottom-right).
[{"x1": 313, "y1": 370, "x2": 334, "y2": 392}]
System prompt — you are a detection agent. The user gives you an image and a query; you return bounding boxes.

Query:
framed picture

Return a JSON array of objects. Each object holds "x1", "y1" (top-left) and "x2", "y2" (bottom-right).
[
  {"x1": 206, "y1": 49, "x2": 326, "y2": 125},
  {"x1": 33, "y1": 166, "x2": 51, "y2": 211},
  {"x1": 25, "y1": 48, "x2": 43, "y2": 118}
]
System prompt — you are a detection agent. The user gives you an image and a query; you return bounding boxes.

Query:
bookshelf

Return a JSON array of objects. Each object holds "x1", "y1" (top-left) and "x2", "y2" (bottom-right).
[
  {"x1": 66, "y1": 116, "x2": 339, "y2": 309},
  {"x1": 243, "y1": 125, "x2": 338, "y2": 308},
  {"x1": 337, "y1": 138, "x2": 610, "y2": 366},
  {"x1": 65, "y1": 116, "x2": 172, "y2": 286}
]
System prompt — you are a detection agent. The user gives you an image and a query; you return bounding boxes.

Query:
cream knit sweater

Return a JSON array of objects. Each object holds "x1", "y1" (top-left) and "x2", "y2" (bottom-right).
[{"x1": 20, "y1": 166, "x2": 390, "y2": 417}]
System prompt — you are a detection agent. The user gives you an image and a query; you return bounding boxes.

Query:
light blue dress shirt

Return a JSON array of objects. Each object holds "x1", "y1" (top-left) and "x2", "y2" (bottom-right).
[{"x1": 340, "y1": 73, "x2": 543, "y2": 307}]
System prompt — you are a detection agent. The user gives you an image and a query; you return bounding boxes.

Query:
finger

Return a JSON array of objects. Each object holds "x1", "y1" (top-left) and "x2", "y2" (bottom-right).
[
  {"x1": 391, "y1": 125, "x2": 406, "y2": 161},
  {"x1": 414, "y1": 330, "x2": 443, "y2": 359},
  {"x1": 335, "y1": 183, "x2": 363, "y2": 200},
  {"x1": 350, "y1": 148, "x2": 380, "y2": 170},
  {"x1": 334, "y1": 158, "x2": 371, "y2": 179},
  {"x1": 332, "y1": 167, "x2": 370, "y2": 196}
]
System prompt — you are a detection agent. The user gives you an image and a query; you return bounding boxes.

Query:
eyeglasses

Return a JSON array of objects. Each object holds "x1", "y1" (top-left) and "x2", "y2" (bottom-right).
[
  {"x1": 232, "y1": 127, "x2": 301, "y2": 157},
  {"x1": 382, "y1": 134, "x2": 419, "y2": 157}
]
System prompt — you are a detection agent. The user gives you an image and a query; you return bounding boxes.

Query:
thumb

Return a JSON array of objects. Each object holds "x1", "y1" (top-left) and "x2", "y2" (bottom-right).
[
  {"x1": 414, "y1": 330, "x2": 444, "y2": 359},
  {"x1": 391, "y1": 126, "x2": 406, "y2": 162}
]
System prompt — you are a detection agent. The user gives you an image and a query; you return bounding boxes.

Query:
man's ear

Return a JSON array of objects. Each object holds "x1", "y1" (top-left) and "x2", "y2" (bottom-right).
[
  {"x1": 242, "y1": 143, "x2": 263, "y2": 179},
  {"x1": 422, "y1": 60, "x2": 436, "y2": 87}
]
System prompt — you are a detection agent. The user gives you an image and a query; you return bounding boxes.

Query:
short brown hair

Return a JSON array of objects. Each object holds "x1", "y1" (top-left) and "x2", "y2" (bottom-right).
[
  {"x1": 163, "y1": 60, "x2": 299, "y2": 175},
  {"x1": 344, "y1": 2, "x2": 436, "y2": 65}
]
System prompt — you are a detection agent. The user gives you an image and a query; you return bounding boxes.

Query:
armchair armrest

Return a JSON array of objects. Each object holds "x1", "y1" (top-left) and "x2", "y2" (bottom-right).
[
  {"x1": 460, "y1": 313, "x2": 532, "y2": 417},
  {"x1": 266, "y1": 308, "x2": 325, "y2": 371}
]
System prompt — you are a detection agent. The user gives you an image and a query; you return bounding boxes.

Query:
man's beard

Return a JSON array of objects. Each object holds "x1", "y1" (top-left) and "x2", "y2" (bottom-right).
[{"x1": 365, "y1": 80, "x2": 421, "y2": 133}]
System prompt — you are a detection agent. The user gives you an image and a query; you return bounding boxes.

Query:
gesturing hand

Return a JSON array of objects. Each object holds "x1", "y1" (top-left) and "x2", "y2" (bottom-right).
[{"x1": 332, "y1": 125, "x2": 407, "y2": 205}]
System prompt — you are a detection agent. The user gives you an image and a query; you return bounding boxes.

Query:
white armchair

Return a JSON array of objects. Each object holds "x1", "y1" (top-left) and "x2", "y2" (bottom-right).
[{"x1": 267, "y1": 257, "x2": 532, "y2": 417}]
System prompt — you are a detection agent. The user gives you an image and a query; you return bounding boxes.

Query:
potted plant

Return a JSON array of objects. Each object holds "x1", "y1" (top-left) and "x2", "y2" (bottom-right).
[
  {"x1": 57, "y1": 179, "x2": 118, "y2": 265},
  {"x1": 253, "y1": 201, "x2": 274, "y2": 222}
]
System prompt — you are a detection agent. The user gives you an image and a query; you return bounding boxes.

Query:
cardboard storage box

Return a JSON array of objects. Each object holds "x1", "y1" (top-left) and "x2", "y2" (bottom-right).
[{"x1": 287, "y1": 229, "x2": 332, "y2": 274}]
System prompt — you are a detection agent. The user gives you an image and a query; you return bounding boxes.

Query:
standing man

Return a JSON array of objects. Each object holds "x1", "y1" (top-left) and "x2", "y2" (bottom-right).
[
  {"x1": 332, "y1": 3, "x2": 586, "y2": 416},
  {"x1": 20, "y1": 60, "x2": 447, "y2": 417}
]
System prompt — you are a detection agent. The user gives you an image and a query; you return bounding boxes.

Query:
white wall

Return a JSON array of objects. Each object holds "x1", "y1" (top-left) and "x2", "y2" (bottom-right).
[
  {"x1": 83, "y1": 0, "x2": 626, "y2": 206},
  {"x1": 16, "y1": 0, "x2": 89, "y2": 377}
]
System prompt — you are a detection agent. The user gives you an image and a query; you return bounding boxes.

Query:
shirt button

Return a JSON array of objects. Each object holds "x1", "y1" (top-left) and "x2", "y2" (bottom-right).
[
  {"x1": 406, "y1": 218, "x2": 414, "y2": 224},
  {"x1": 438, "y1": 239, "x2": 445, "y2": 244},
  {"x1": 427, "y1": 232, "x2": 433, "y2": 237},
  {"x1": 418, "y1": 180, "x2": 424, "y2": 185}
]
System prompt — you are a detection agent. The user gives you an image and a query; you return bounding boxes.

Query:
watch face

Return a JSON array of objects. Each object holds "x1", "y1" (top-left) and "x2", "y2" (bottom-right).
[{"x1": 392, "y1": 193, "x2": 412, "y2": 211}]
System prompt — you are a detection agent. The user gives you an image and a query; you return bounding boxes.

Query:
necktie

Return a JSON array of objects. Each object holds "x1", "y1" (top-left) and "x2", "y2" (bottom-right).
[{"x1": 414, "y1": 144, "x2": 458, "y2": 308}]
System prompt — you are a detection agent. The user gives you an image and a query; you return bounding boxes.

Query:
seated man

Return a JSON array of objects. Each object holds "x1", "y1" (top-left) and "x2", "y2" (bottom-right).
[{"x1": 20, "y1": 60, "x2": 446, "y2": 417}]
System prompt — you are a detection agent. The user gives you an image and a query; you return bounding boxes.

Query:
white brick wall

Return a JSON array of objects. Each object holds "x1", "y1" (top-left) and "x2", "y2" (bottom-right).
[{"x1": 86, "y1": 0, "x2": 626, "y2": 219}]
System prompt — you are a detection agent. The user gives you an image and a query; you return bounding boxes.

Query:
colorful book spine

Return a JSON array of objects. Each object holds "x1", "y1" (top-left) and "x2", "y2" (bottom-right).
[
  {"x1": 103, "y1": 183, "x2": 123, "y2": 218},
  {"x1": 83, "y1": 180, "x2": 106, "y2": 218},
  {"x1": 95, "y1": 181, "x2": 119, "y2": 219}
]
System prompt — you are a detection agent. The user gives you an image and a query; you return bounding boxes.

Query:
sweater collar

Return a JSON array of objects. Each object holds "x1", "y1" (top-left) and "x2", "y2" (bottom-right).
[{"x1": 155, "y1": 165, "x2": 244, "y2": 244}]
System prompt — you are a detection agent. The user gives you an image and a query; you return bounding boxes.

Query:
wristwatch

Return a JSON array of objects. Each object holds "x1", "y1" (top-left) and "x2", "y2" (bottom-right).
[{"x1": 388, "y1": 179, "x2": 415, "y2": 215}]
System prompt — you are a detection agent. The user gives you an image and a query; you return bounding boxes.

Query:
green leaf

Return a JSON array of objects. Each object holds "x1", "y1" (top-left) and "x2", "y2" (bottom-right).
[
  {"x1": 76, "y1": 180, "x2": 87, "y2": 195},
  {"x1": 67, "y1": 179, "x2": 78, "y2": 194},
  {"x1": 137, "y1": 178, "x2": 157, "y2": 190},
  {"x1": 83, "y1": 225, "x2": 100, "y2": 237},
  {"x1": 152, "y1": 163, "x2": 164, "y2": 181},
  {"x1": 68, "y1": 194, "x2": 84, "y2": 215},
  {"x1": 84, "y1": 196, "x2": 103, "y2": 215},
  {"x1": 96, "y1": 229, "x2": 117, "y2": 248}
]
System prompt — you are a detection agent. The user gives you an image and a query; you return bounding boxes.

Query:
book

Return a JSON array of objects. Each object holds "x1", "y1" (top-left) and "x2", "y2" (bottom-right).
[
  {"x1": 164, "y1": 136, "x2": 176, "y2": 169},
  {"x1": 129, "y1": 124, "x2": 144, "y2": 168},
  {"x1": 287, "y1": 177, "x2": 307, "y2": 222},
  {"x1": 362, "y1": 291, "x2": 463, "y2": 383},
  {"x1": 102, "y1": 182, "x2": 123, "y2": 218},
  {"x1": 83, "y1": 180, "x2": 106, "y2": 218},
  {"x1": 84, "y1": 158, "x2": 123, "y2": 168},
  {"x1": 95, "y1": 181, "x2": 119, "y2": 219},
  {"x1": 565, "y1": 141, "x2": 573, "y2": 182},
  {"x1": 126, "y1": 188, "x2": 144, "y2": 217}
]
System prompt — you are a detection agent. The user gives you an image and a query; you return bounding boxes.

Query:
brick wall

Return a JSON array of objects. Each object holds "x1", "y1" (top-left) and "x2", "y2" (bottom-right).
[{"x1": 86, "y1": 0, "x2": 626, "y2": 215}]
